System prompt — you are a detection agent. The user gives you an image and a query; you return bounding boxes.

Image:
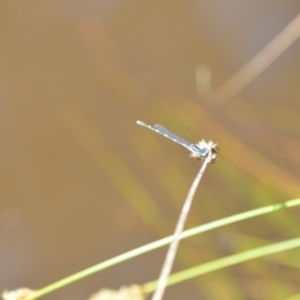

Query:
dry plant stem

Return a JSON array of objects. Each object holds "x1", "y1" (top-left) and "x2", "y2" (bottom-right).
[
  {"x1": 151, "y1": 154, "x2": 211, "y2": 300},
  {"x1": 215, "y1": 13, "x2": 300, "y2": 101}
]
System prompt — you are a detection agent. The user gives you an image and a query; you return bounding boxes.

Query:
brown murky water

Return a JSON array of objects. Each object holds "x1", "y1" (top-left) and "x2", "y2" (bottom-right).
[{"x1": 1, "y1": 2, "x2": 300, "y2": 299}]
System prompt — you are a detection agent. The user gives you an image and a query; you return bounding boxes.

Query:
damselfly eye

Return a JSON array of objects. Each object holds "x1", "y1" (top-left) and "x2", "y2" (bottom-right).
[{"x1": 189, "y1": 144, "x2": 208, "y2": 157}]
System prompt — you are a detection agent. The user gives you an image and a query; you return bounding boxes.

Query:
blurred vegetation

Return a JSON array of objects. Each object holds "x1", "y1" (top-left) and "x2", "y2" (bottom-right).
[{"x1": 0, "y1": 1, "x2": 300, "y2": 300}]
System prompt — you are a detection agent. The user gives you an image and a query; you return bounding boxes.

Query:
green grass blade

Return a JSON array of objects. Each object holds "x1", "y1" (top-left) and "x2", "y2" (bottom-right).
[
  {"x1": 144, "y1": 237, "x2": 300, "y2": 293},
  {"x1": 25, "y1": 198, "x2": 300, "y2": 300}
]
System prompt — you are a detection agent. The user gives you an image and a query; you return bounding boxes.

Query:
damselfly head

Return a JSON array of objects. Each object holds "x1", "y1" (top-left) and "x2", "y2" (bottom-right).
[{"x1": 190, "y1": 140, "x2": 219, "y2": 163}]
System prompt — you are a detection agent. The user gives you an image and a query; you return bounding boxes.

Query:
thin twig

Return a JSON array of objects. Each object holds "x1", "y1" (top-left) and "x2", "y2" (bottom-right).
[
  {"x1": 198, "y1": 13, "x2": 300, "y2": 103},
  {"x1": 151, "y1": 153, "x2": 212, "y2": 300}
]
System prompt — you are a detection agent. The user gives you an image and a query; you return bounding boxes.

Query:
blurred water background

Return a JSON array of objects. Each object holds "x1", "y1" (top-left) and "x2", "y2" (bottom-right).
[{"x1": 1, "y1": 1, "x2": 300, "y2": 299}]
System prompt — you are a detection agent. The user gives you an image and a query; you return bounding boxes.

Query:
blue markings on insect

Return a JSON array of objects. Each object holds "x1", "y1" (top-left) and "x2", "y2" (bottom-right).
[
  {"x1": 189, "y1": 144, "x2": 208, "y2": 157},
  {"x1": 136, "y1": 120, "x2": 208, "y2": 158}
]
